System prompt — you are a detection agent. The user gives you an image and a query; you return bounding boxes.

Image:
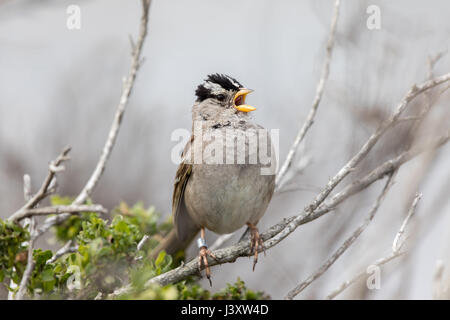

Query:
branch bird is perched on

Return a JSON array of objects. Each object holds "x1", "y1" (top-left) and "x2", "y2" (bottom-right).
[{"x1": 155, "y1": 74, "x2": 276, "y2": 285}]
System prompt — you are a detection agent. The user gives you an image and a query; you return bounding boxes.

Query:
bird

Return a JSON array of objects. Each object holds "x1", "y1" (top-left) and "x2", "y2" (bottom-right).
[{"x1": 153, "y1": 74, "x2": 276, "y2": 285}]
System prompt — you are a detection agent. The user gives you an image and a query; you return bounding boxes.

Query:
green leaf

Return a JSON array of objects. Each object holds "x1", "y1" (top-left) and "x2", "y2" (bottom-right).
[
  {"x1": 43, "y1": 279, "x2": 56, "y2": 292},
  {"x1": 41, "y1": 269, "x2": 54, "y2": 282},
  {"x1": 34, "y1": 250, "x2": 53, "y2": 266},
  {"x1": 50, "y1": 195, "x2": 74, "y2": 205},
  {"x1": 155, "y1": 251, "x2": 166, "y2": 267}
]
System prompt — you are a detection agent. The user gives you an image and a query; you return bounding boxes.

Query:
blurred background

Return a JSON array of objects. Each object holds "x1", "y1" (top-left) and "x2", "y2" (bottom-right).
[{"x1": 0, "y1": 0, "x2": 449, "y2": 299}]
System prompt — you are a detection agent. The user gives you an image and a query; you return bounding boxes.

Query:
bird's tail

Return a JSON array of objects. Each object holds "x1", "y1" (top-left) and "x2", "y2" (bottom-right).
[{"x1": 149, "y1": 227, "x2": 199, "y2": 260}]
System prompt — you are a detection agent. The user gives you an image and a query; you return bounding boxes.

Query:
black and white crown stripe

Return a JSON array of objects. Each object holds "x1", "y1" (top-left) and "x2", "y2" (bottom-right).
[{"x1": 195, "y1": 74, "x2": 244, "y2": 102}]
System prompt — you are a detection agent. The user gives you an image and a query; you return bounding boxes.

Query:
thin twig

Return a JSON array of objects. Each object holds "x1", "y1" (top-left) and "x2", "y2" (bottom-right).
[
  {"x1": 392, "y1": 193, "x2": 422, "y2": 253},
  {"x1": 23, "y1": 174, "x2": 32, "y2": 201},
  {"x1": 405, "y1": 51, "x2": 448, "y2": 149},
  {"x1": 276, "y1": 0, "x2": 341, "y2": 191},
  {"x1": 264, "y1": 132, "x2": 449, "y2": 234},
  {"x1": 12, "y1": 204, "x2": 107, "y2": 221},
  {"x1": 47, "y1": 240, "x2": 79, "y2": 265},
  {"x1": 15, "y1": 218, "x2": 36, "y2": 300},
  {"x1": 305, "y1": 133, "x2": 448, "y2": 224},
  {"x1": 34, "y1": 0, "x2": 152, "y2": 239},
  {"x1": 325, "y1": 192, "x2": 422, "y2": 299},
  {"x1": 284, "y1": 173, "x2": 395, "y2": 300},
  {"x1": 325, "y1": 252, "x2": 404, "y2": 299},
  {"x1": 8, "y1": 174, "x2": 33, "y2": 299},
  {"x1": 8, "y1": 147, "x2": 71, "y2": 222},
  {"x1": 391, "y1": 53, "x2": 448, "y2": 297},
  {"x1": 137, "y1": 235, "x2": 150, "y2": 251},
  {"x1": 432, "y1": 260, "x2": 449, "y2": 299},
  {"x1": 268, "y1": 73, "x2": 450, "y2": 249},
  {"x1": 427, "y1": 51, "x2": 447, "y2": 80},
  {"x1": 135, "y1": 235, "x2": 151, "y2": 261}
]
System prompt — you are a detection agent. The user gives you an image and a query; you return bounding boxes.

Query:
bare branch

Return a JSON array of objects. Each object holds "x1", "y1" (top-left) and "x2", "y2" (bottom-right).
[
  {"x1": 23, "y1": 174, "x2": 31, "y2": 201},
  {"x1": 284, "y1": 173, "x2": 395, "y2": 300},
  {"x1": 137, "y1": 235, "x2": 150, "y2": 251},
  {"x1": 264, "y1": 73, "x2": 450, "y2": 253},
  {"x1": 8, "y1": 175, "x2": 33, "y2": 299},
  {"x1": 47, "y1": 240, "x2": 79, "y2": 265},
  {"x1": 134, "y1": 235, "x2": 151, "y2": 261},
  {"x1": 75, "y1": 0, "x2": 151, "y2": 204},
  {"x1": 427, "y1": 51, "x2": 447, "y2": 80},
  {"x1": 306, "y1": 133, "x2": 448, "y2": 224},
  {"x1": 406, "y1": 51, "x2": 448, "y2": 144},
  {"x1": 8, "y1": 147, "x2": 71, "y2": 222},
  {"x1": 34, "y1": 0, "x2": 153, "y2": 239},
  {"x1": 266, "y1": 133, "x2": 448, "y2": 237},
  {"x1": 311, "y1": 74, "x2": 450, "y2": 209},
  {"x1": 392, "y1": 193, "x2": 422, "y2": 253},
  {"x1": 276, "y1": 0, "x2": 341, "y2": 191},
  {"x1": 432, "y1": 260, "x2": 450, "y2": 299},
  {"x1": 15, "y1": 218, "x2": 36, "y2": 300},
  {"x1": 12, "y1": 204, "x2": 107, "y2": 221},
  {"x1": 325, "y1": 251, "x2": 405, "y2": 300},
  {"x1": 325, "y1": 191, "x2": 422, "y2": 299},
  {"x1": 275, "y1": 145, "x2": 311, "y2": 193}
]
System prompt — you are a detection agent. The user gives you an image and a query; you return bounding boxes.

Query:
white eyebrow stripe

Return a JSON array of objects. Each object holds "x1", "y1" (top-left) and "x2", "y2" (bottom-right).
[
  {"x1": 204, "y1": 81, "x2": 226, "y2": 94},
  {"x1": 226, "y1": 76, "x2": 241, "y2": 88}
]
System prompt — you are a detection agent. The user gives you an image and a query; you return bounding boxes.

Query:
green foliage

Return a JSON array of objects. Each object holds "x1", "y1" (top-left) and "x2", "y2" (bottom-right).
[
  {"x1": 115, "y1": 201, "x2": 172, "y2": 236},
  {"x1": 0, "y1": 218, "x2": 29, "y2": 285},
  {"x1": 29, "y1": 249, "x2": 70, "y2": 297},
  {"x1": 212, "y1": 278, "x2": 270, "y2": 300},
  {"x1": 120, "y1": 277, "x2": 269, "y2": 300},
  {"x1": 51, "y1": 195, "x2": 94, "y2": 241},
  {"x1": 177, "y1": 281, "x2": 212, "y2": 300},
  {"x1": 129, "y1": 251, "x2": 173, "y2": 291},
  {"x1": 0, "y1": 199, "x2": 269, "y2": 300}
]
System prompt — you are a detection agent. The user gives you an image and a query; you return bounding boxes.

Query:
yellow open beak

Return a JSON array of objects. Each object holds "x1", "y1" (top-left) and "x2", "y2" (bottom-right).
[{"x1": 233, "y1": 88, "x2": 256, "y2": 112}]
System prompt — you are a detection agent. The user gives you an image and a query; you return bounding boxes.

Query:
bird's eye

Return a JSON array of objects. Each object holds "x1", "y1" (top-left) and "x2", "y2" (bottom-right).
[{"x1": 216, "y1": 94, "x2": 225, "y2": 101}]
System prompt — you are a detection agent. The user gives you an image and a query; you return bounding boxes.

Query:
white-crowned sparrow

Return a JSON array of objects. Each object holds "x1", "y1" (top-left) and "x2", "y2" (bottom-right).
[{"x1": 154, "y1": 74, "x2": 276, "y2": 284}]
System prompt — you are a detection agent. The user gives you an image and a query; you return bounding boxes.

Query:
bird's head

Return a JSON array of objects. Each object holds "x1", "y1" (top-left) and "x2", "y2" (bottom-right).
[{"x1": 195, "y1": 73, "x2": 256, "y2": 113}]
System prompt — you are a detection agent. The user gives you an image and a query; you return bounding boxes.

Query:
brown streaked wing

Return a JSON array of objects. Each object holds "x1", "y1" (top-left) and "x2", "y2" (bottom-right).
[{"x1": 172, "y1": 135, "x2": 199, "y2": 242}]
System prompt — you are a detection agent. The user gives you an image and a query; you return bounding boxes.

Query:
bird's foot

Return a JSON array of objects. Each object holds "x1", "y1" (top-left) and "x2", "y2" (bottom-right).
[
  {"x1": 197, "y1": 240, "x2": 217, "y2": 286},
  {"x1": 247, "y1": 223, "x2": 266, "y2": 271}
]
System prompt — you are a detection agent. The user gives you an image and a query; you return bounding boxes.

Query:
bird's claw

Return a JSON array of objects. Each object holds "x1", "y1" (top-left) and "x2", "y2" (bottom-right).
[
  {"x1": 197, "y1": 246, "x2": 217, "y2": 286},
  {"x1": 248, "y1": 224, "x2": 265, "y2": 271}
]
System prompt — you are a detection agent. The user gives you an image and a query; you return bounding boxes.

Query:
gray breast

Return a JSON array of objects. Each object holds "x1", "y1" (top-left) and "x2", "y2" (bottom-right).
[{"x1": 183, "y1": 126, "x2": 276, "y2": 234}]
